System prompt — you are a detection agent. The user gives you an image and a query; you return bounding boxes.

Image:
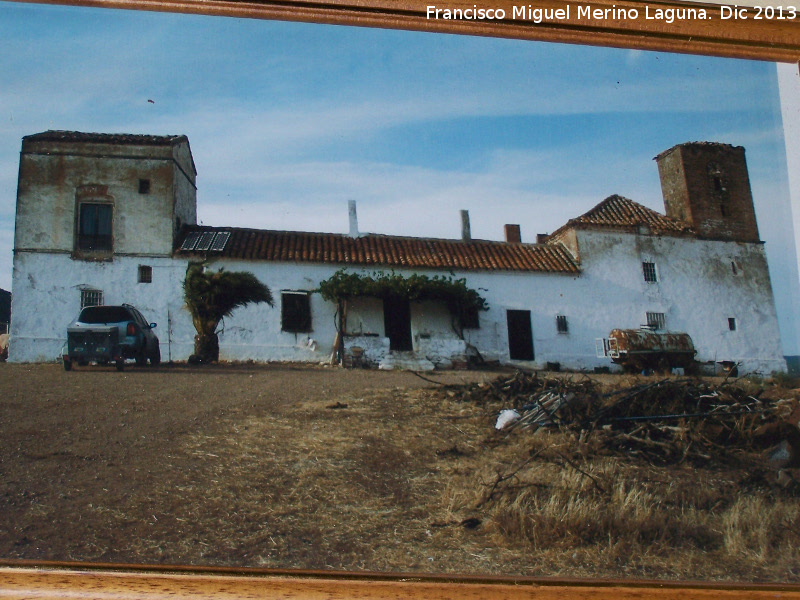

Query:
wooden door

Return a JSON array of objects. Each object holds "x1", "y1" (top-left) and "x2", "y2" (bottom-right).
[{"x1": 507, "y1": 309, "x2": 534, "y2": 361}]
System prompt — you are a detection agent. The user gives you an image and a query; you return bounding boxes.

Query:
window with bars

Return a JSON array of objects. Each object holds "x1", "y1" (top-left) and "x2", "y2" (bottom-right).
[
  {"x1": 281, "y1": 291, "x2": 312, "y2": 333},
  {"x1": 556, "y1": 315, "x2": 568, "y2": 334},
  {"x1": 80, "y1": 289, "x2": 103, "y2": 308},
  {"x1": 646, "y1": 312, "x2": 666, "y2": 330},
  {"x1": 642, "y1": 261, "x2": 658, "y2": 283},
  {"x1": 138, "y1": 265, "x2": 152, "y2": 284}
]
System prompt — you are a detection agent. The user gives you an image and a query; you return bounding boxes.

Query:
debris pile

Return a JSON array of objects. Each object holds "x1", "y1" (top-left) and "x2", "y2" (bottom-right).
[
  {"x1": 443, "y1": 370, "x2": 597, "y2": 409},
  {"x1": 442, "y1": 371, "x2": 799, "y2": 466}
]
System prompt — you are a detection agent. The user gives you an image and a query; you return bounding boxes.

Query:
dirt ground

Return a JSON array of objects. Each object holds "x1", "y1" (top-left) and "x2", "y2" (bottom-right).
[
  {"x1": 0, "y1": 362, "x2": 508, "y2": 570},
  {"x1": 0, "y1": 362, "x2": 798, "y2": 582}
]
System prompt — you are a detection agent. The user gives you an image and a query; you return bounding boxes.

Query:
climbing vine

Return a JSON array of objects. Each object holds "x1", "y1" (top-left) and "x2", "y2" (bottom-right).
[
  {"x1": 317, "y1": 269, "x2": 488, "y2": 317},
  {"x1": 318, "y1": 269, "x2": 488, "y2": 364}
]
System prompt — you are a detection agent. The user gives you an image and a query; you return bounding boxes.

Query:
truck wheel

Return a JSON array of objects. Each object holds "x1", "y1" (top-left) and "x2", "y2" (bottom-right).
[
  {"x1": 136, "y1": 346, "x2": 147, "y2": 366},
  {"x1": 149, "y1": 345, "x2": 161, "y2": 367},
  {"x1": 116, "y1": 359, "x2": 125, "y2": 372},
  {"x1": 63, "y1": 359, "x2": 72, "y2": 371}
]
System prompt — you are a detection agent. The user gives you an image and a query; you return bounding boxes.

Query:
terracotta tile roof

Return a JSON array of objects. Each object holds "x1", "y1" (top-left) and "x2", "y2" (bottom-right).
[
  {"x1": 547, "y1": 195, "x2": 694, "y2": 240},
  {"x1": 23, "y1": 130, "x2": 188, "y2": 146},
  {"x1": 175, "y1": 227, "x2": 580, "y2": 273}
]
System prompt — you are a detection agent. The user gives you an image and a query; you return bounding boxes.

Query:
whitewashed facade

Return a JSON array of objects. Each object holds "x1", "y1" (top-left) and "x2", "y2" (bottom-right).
[{"x1": 9, "y1": 131, "x2": 787, "y2": 374}]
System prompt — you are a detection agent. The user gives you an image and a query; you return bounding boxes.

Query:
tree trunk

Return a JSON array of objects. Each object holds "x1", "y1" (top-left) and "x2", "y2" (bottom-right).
[
  {"x1": 193, "y1": 332, "x2": 219, "y2": 363},
  {"x1": 337, "y1": 299, "x2": 347, "y2": 365}
]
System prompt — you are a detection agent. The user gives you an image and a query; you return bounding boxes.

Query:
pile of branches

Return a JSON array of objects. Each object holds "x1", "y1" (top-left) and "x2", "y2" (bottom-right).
[
  {"x1": 442, "y1": 371, "x2": 796, "y2": 465},
  {"x1": 586, "y1": 378, "x2": 785, "y2": 464},
  {"x1": 442, "y1": 369, "x2": 598, "y2": 408}
]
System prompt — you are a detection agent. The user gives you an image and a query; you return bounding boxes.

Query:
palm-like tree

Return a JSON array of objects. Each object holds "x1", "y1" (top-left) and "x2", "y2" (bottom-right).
[{"x1": 183, "y1": 263, "x2": 274, "y2": 363}]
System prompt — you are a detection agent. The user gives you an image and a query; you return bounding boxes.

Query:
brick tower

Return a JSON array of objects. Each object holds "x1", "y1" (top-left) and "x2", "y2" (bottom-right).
[{"x1": 655, "y1": 142, "x2": 760, "y2": 242}]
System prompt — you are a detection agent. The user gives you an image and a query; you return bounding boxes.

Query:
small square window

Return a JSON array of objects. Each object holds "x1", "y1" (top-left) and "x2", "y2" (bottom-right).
[
  {"x1": 646, "y1": 312, "x2": 666, "y2": 330},
  {"x1": 81, "y1": 289, "x2": 103, "y2": 308},
  {"x1": 460, "y1": 306, "x2": 480, "y2": 329},
  {"x1": 281, "y1": 291, "x2": 312, "y2": 333},
  {"x1": 138, "y1": 179, "x2": 151, "y2": 194},
  {"x1": 642, "y1": 262, "x2": 658, "y2": 283},
  {"x1": 728, "y1": 317, "x2": 737, "y2": 331},
  {"x1": 138, "y1": 265, "x2": 152, "y2": 283},
  {"x1": 556, "y1": 315, "x2": 568, "y2": 334}
]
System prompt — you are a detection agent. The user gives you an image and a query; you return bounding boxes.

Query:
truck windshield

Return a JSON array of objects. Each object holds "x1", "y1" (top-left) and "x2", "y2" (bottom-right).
[{"x1": 79, "y1": 306, "x2": 133, "y2": 323}]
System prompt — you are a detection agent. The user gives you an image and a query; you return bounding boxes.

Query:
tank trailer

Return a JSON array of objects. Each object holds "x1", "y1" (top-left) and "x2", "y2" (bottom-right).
[{"x1": 596, "y1": 328, "x2": 697, "y2": 374}]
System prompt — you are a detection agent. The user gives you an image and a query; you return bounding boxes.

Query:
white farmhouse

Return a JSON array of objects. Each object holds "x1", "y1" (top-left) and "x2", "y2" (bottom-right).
[{"x1": 9, "y1": 131, "x2": 786, "y2": 373}]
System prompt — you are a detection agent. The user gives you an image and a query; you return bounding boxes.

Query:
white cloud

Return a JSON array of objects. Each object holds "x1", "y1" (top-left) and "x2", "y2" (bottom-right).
[{"x1": 196, "y1": 151, "x2": 629, "y2": 243}]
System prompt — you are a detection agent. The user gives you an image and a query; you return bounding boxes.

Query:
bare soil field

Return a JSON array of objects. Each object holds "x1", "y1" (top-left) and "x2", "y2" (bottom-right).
[{"x1": 0, "y1": 362, "x2": 799, "y2": 583}]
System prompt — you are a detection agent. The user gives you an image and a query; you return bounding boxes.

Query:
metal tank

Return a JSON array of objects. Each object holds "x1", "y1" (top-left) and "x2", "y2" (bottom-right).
[{"x1": 596, "y1": 328, "x2": 697, "y2": 373}]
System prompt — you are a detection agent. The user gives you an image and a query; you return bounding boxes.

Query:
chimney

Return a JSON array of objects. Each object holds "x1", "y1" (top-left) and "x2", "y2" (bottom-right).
[
  {"x1": 504, "y1": 224, "x2": 521, "y2": 243},
  {"x1": 460, "y1": 210, "x2": 471, "y2": 242},
  {"x1": 348, "y1": 200, "x2": 360, "y2": 238},
  {"x1": 536, "y1": 233, "x2": 549, "y2": 244}
]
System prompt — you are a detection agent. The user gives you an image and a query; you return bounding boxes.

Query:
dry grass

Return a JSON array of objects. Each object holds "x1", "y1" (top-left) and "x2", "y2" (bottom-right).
[
  {"x1": 112, "y1": 383, "x2": 503, "y2": 572},
  {"x1": 2, "y1": 364, "x2": 800, "y2": 582},
  {"x1": 121, "y1": 373, "x2": 800, "y2": 580},
  {"x1": 437, "y1": 419, "x2": 800, "y2": 581}
]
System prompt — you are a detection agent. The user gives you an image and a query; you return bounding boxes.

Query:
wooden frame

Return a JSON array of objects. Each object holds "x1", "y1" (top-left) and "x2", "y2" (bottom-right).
[
  {"x1": 2, "y1": 561, "x2": 800, "y2": 599},
  {"x1": 1, "y1": 0, "x2": 800, "y2": 597},
  {"x1": 6, "y1": 0, "x2": 800, "y2": 61}
]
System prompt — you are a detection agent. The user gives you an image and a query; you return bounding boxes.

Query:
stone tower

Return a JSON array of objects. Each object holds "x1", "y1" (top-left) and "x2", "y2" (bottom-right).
[
  {"x1": 655, "y1": 142, "x2": 759, "y2": 242},
  {"x1": 14, "y1": 131, "x2": 197, "y2": 260}
]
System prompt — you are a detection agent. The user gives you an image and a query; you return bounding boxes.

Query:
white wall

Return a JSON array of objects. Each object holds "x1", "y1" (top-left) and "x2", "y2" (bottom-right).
[
  {"x1": 9, "y1": 253, "x2": 189, "y2": 362},
  {"x1": 9, "y1": 229, "x2": 787, "y2": 374},
  {"x1": 9, "y1": 256, "x2": 341, "y2": 364},
  {"x1": 572, "y1": 230, "x2": 784, "y2": 372},
  {"x1": 210, "y1": 261, "x2": 337, "y2": 362},
  {"x1": 431, "y1": 230, "x2": 785, "y2": 373}
]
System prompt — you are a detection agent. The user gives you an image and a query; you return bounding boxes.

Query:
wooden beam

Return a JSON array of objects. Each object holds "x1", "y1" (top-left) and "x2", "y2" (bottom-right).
[{"x1": 2, "y1": 565, "x2": 800, "y2": 600}]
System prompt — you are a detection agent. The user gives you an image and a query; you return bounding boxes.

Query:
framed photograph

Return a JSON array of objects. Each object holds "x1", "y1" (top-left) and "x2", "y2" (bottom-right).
[{"x1": 0, "y1": 0, "x2": 799, "y2": 598}]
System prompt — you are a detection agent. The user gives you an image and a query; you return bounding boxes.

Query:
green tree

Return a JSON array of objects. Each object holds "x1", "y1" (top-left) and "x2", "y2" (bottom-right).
[{"x1": 183, "y1": 263, "x2": 273, "y2": 363}]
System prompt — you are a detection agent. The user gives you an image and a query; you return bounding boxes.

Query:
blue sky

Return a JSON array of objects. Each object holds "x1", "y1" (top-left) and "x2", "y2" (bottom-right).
[{"x1": 1, "y1": 1, "x2": 797, "y2": 352}]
